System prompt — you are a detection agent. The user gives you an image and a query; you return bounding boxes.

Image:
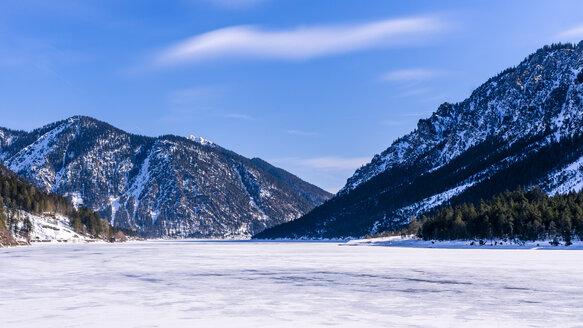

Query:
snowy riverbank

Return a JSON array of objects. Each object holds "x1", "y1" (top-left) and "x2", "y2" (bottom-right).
[{"x1": 345, "y1": 235, "x2": 583, "y2": 249}]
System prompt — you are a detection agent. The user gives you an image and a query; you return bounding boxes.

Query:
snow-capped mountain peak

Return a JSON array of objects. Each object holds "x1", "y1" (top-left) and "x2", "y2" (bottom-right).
[{"x1": 187, "y1": 135, "x2": 214, "y2": 146}]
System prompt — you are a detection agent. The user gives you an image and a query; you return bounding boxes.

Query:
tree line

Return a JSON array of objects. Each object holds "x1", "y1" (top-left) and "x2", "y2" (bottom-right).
[{"x1": 419, "y1": 188, "x2": 583, "y2": 244}]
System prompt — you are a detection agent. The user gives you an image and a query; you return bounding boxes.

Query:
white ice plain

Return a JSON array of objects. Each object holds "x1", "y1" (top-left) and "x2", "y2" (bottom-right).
[{"x1": 1, "y1": 241, "x2": 582, "y2": 328}]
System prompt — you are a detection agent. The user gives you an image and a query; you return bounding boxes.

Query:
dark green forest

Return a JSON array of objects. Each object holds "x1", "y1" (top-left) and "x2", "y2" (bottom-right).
[{"x1": 420, "y1": 188, "x2": 583, "y2": 244}]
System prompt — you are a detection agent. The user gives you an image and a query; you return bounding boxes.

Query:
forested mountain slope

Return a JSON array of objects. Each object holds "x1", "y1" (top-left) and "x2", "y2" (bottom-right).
[{"x1": 255, "y1": 42, "x2": 583, "y2": 239}]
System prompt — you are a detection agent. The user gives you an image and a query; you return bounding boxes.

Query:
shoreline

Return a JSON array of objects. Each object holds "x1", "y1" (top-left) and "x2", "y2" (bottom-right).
[
  {"x1": 6, "y1": 236, "x2": 583, "y2": 250},
  {"x1": 345, "y1": 235, "x2": 583, "y2": 250}
]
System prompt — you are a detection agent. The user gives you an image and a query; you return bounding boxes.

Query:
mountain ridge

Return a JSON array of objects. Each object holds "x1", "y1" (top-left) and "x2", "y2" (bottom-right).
[
  {"x1": 255, "y1": 41, "x2": 583, "y2": 239},
  {"x1": 0, "y1": 116, "x2": 332, "y2": 238}
]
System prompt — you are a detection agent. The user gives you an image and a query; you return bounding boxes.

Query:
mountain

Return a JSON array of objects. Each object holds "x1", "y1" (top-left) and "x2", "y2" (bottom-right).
[
  {"x1": 0, "y1": 117, "x2": 332, "y2": 238},
  {"x1": 254, "y1": 42, "x2": 583, "y2": 239}
]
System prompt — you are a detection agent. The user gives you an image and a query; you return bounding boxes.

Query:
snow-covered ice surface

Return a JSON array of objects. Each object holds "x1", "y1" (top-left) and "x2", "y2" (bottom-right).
[{"x1": 1, "y1": 241, "x2": 583, "y2": 328}]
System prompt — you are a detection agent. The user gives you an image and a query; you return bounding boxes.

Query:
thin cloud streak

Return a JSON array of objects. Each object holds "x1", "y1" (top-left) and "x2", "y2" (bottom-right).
[
  {"x1": 156, "y1": 16, "x2": 447, "y2": 64},
  {"x1": 299, "y1": 157, "x2": 370, "y2": 170},
  {"x1": 401, "y1": 87, "x2": 431, "y2": 96},
  {"x1": 222, "y1": 113, "x2": 253, "y2": 120},
  {"x1": 169, "y1": 86, "x2": 219, "y2": 105},
  {"x1": 555, "y1": 25, "x2": 583, "y2": 41},
  {"x1": 401, "y1": 111, "x2": 433, "y2": 117},
  {"x1": 382, "y1": 68, "x2": 449, "y2": 82},
  {"x1": 271, "y1": 156, "x2": 370, "y2": 171},
  {"x1": 287, "y1": 129, "x2": 317, "y2": 136},
  {"x1": 380, "y1": 119, "x2": 408, "y2": 127},
  {"x1": 202, "y1": 0, "x2": 268, "y2": 9}
]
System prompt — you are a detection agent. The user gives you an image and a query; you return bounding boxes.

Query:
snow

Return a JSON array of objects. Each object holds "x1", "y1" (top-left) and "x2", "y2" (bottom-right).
[
  {"x1": 187, "y1": 135, "x2": 214, "y2": 146},
  {"x1": 109, "y1": 196, "x2": 121, "y2": 225},
  {"x1": 150, "y1": 209, "x2": 160, "y2": 223},
  {"x1": 129, "y1": 151, "x2": 152, "y2": 202},
  {"x1": 545, "y1": 154, "x2": 583, "y2": 196},
  {"x1": 1, "y1": 241, "x2": 582, "y2": 327},
  {"x1": 6, "y1": 122, "x2": 71, "y2": 176},
  {"x1": 346, "y1": 235, "x2": 583, "y2": 250},
  {"x1": 128, "y1": 149, "x2": 153, "y2": 219},
  {"x1": 232, "y1": 164, "x2": 269, "y2": 222},
  {"x1": 66, "y1": 192, "x2": 84, "y2": 208},
  {"x1": 396, "y1": 182, "x2": 475, "y2": 218},
  {"x1": 259, "y1": 188, "x2": 271, "y2": 200},
  {"x1": 0, "y1": 130, "x2": 14, "y2": 148},
  {"x1": 15, "y1": 211, "x2": 89, "y2": 243}
]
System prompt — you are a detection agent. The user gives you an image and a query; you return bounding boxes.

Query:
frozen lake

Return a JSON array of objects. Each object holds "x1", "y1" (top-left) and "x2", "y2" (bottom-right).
[{"x1": 1, "y1": 241, "x2": 582, "y2": 327}]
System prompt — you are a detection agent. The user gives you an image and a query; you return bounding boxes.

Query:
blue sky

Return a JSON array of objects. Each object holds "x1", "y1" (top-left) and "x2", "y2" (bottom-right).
[{"x1": 1, "y1": 0, "x2": 583, "y2": 192}]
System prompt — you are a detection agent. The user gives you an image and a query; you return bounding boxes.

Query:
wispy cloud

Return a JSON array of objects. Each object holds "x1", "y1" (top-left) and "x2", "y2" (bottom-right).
[
  {"x1": 402, "y1": 87, "x2": 432, "y2": 96},
  {"x1": 287, "y1": 129, "x2": 317, "y2": 136},
  {"x1": 401, "y1": 111, "x2": 433, "y2": 117},
  {"x1": 298, "y1": 157, "x2": 370, "y2": 170},
  {"x1": 201, "y1": 0, "x2": 268, "y2": 9},
  {"x1": 156, "y1": 16, "x2": 447, "y2": 64},
  {"x1": 168, "y1": 86, "x2": 219, "y2": 105},
  {"x1": 0, "y1": 56, "x2": 26, "y2": 67},
  {"x1": 271, "y1": 156, "x2": 369, "y2": 170},
  {"x1": 555, "y1": 24, "x2": 583, "y2": 41},
  {"x1": 382, "y1": 68, "x2": 449, "y2": 82},
  {"x1": 222, "y1": 113, "x2": 253, "y2": 120},
  {"x1": 268, "y1": 156, "x2": 370, "y2": 194},
  {"x1": 380, "y1": 119, "x2": 408, "y2": 127}
]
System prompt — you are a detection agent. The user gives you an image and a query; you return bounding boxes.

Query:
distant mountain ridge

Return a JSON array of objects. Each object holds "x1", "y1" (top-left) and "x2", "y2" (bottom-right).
[
  {"x1": 0, "y1": 116, "x2": 332, "y2": 238},
  {"x1": 255, "y1": 41, "x2": 583, "y2": 239}
]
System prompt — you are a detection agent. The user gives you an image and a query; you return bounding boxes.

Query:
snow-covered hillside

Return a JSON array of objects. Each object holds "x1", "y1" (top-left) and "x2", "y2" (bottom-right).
[
  {"x1": 1, "y1": 209, "x2": 94, "y2": 247},
  {"x1": 18, "y1": 212, "x2": 91, "y2": 244}
]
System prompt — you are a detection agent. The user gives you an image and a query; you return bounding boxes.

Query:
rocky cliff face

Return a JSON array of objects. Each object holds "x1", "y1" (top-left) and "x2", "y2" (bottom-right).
[
  {"x1": 255, "y1": 42, "x2": 583, "y2": 239},
  {"x1": 0, "y1": 117, "x2": 332, "y2": 238}
]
